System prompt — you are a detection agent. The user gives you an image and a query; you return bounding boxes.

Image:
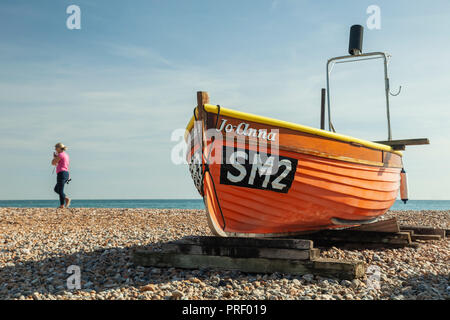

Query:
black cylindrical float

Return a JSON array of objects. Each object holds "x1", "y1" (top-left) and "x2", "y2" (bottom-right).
[{"x1": 348, "y1": 25, "x2": 364, "y2": 55}]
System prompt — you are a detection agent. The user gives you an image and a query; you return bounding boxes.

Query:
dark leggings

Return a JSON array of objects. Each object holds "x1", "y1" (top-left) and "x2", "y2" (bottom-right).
[{"x1": 54, "y1": 171, "x2": 69, "y2": 206}]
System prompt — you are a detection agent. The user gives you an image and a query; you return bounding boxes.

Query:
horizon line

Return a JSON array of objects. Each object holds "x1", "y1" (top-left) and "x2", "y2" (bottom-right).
[
  {"x1": 1, "y1": 199, "x2": 449, "y2": 201},
  {"x1": 0, "y1": 198, "x2": 204, "y2": 201}
]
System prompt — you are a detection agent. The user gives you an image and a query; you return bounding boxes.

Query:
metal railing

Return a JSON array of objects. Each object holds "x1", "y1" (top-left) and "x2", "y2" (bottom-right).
[{"x1": 326, "y1": 51, "x2": 400, "y2": 141}]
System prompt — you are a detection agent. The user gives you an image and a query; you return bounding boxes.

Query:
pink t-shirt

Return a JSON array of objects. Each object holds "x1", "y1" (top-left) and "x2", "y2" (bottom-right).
[{"x1": 56, "y1": 151, "x2": 70, "y2": 173}]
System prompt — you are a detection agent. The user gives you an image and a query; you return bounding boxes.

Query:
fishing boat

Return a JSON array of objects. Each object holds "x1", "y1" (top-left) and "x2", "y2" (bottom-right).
[{"x1": 184, "y1": 25, "x2": 429, "y2": 237}]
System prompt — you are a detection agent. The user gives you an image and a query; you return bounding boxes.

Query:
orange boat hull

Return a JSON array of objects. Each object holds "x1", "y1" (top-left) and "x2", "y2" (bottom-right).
[{"x1": 186, "y1": 100, "x2": 403, "y2": 237}]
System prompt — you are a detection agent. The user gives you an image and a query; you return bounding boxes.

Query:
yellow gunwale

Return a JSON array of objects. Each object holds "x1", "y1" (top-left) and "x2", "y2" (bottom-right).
[{"x1": 185, "y1": 104, "x2": 402, "y2": 156}]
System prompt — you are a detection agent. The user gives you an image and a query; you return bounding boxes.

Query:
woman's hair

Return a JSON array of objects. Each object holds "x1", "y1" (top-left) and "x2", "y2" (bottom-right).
[{"x1": 55, "y1": 142, "x2": 68, "y2": 151}]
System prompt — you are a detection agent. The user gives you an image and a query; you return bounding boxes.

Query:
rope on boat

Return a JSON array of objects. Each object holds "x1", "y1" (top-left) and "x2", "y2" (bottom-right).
[
  {"x1": 192, "y1": 108, "x2": 204, "y2": 197},
  {"x1": 330, "y1": 121, "x2": 336, "y2": 133},
  {"x1": 214, "y1": 105, "x2": 221, "y2": 128}
]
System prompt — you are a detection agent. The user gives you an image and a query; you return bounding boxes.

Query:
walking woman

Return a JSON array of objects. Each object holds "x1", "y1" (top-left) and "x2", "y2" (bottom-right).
[{"x1": 52, "y1": 142, "x2": 71, "y2": 208}]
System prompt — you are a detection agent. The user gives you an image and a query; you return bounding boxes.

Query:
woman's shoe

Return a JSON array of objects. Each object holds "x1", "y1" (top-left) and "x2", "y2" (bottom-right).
[
  {"x1": 58, "y1": 205, "x2": 65, "y2": 209},
  {"x1": 65, "y1": 197, "x2": 71, "y2": 208}
]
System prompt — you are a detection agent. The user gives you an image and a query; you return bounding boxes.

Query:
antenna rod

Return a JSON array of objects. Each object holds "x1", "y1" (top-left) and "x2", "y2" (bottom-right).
[{"x1": 320, "y1": 88, "x2": 326, "y2": 130}]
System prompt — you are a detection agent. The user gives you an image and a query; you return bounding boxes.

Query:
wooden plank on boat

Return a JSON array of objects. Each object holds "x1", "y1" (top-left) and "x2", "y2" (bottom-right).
[
  {"x1": 161, "y1": 243, "x2": 319, "y2": 260},
  {"x1": 399, "y1": 225, "x2": 446, "y2": 238},
  {"x1": 349, "y1": 218, "x2": 400, "y2": 233},
  {"x1": 375, "y1": 138, "x2": 430, "y2": 150},
  {"x1": 298, "y1": 230, "x2": 411, "y2": 246},
  {"x1": 197, "y1": 91, "x2": 209, "y2": 109},
  {"x1": 176, "y1": 236, "x2": 313, "y2": 250},
  {"x1": 132, "y1": 251, "x2": 365, "y2": 280}
]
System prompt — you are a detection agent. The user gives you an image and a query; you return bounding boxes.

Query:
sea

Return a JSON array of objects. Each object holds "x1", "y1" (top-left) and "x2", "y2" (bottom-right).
[{"x1": 0, "y1": 199, "x2": 450, "y2": 211}]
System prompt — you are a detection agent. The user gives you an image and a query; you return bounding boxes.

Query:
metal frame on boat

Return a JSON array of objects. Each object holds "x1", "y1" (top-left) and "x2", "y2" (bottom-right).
[{"x1": 326, "y1": 51, "x2": 399, "y2": 140}]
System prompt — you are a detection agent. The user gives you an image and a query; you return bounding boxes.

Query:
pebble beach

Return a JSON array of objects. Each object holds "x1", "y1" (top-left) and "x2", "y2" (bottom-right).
[{"x1": 0, "y1": 208, "x2": 448, "y2": 300}]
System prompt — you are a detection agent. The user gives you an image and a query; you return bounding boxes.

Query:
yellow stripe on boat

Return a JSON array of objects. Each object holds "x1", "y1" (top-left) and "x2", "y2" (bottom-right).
[{"x1": 185, "y1": 104, "x2": 402, "y2": 156}]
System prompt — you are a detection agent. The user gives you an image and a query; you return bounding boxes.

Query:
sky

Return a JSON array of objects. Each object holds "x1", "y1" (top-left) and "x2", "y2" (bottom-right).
[{"x1": 0, "y1": 0, "x2": 449, "y2": 200}]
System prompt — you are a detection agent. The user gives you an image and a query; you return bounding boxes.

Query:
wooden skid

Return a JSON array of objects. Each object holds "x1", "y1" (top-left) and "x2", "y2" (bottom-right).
[
  {"x1": 132, "y1": 251, "x2": 365, "y2": 280},
  {"x1": 343, "y1": 219, "x2": 447, "y2": 242},
  {"x1": 161, "y1": 243, "x2": 319, "y2": 260},
  {"x1": 297, "y1": 230, "x2": 412, "y2": 246},
  {"x1": 411, "y1": 234, "x2": 443, "y2": 241},
  {"x1": 177, "y1": 236, "x2": 313, "y2": 249},
  {"x1": 399, "y1": 225, "x2": 446, "y2": 238},
  {"x1": 349, "y1": 218, "x2": 400, "y2": 233},
  {"x1": 347, "y1": 220, "x2": 446, "y2": 243}
]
